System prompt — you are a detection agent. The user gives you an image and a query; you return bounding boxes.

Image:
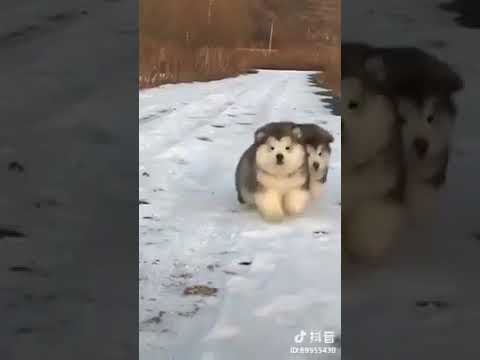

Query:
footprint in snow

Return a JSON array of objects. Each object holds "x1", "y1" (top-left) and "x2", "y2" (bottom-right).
[
  {"x1": 207, "y1": 264, "x2": 220, "y2": 271},
  {"x1": 0, "y1": 227, "x2": 25, "y2": 239},
  {"x1": 415, "y1": 299, "x2": 451, "y2": 311},
  {"x1": 177, "y1": 304, "x2": 200, "y2": 318},
  {"x1": 9, "y1": 266, "x2": 33, "y2": 273},
  {"x1": 172, "y1": 158, "x2": 189, "y2": 165},
  {"x1": 183, "y1": 285, "x2": 218, "y2": 297},
  {"x1": 143, "y1": 311, "x2": 166, "y2": 325},
  {"x1": 171, "y1": 272, "x2": 193, "y2": 280},
  {"x1": 34, "y1": 199, "x2": 61, "y2": 209},
  {"x1": 46, "y1": 12, "x2": 77, "y2": 23},
  {"x1": 144, "y1": 241, "x2": 157, "y2": 246},
  {"x1": 223, "y1": 270, "x2": 237, "y2": 275},
  {"x1": 196, "y1": 136, "x2": 213, "y2": 142},
  {"x1": 238, "y1": 261, "x2": 252, "y2": 266},
  {"x1": 8, "y1": 161, "x2": 24, "y2": 172}
]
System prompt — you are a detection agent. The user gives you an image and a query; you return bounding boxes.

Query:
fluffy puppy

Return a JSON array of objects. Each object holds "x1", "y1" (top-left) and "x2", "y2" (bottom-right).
[
  {"x1": 370, "y1": 46, "x2": 463, "y2": 226},
  {"x1": 235, "y1": 122, "x2": 310, "y2": 222}
]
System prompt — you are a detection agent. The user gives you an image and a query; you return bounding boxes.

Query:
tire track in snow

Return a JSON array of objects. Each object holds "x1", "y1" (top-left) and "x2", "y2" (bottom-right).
[
  {"x1": 139, "y1": 75, "x2": 257, "y2": 124},
  {"x1": 140, "y1": 71, "x2": 291, "y2": 159},
  {"x1": 139, "y1": 83, "x2": 265, "y2": 155}
]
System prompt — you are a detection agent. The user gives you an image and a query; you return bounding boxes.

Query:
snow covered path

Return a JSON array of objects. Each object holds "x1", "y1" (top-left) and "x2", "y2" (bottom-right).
[{"x1": 139, "y1": 70, "x2": 341, "y2": 360}]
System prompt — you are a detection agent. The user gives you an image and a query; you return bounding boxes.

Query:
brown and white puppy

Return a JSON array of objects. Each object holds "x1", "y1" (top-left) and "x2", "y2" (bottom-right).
[
  {"x1": 298, "y1": 123, "x2": 334, "y2": 198},
  {"x1": 235, "y1": 122, "x2": 309, "y2": 222},
  {"x1": 341, "y1": 42, "x2": 406, "y2": 263}
]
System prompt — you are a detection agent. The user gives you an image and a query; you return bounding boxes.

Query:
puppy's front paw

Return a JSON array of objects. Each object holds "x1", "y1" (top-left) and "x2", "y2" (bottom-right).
[
  {"x1": 255, "y1": 190, "x2": 285, "y2": 222},
  {"x1": 261, "y1": 210, "x2": 285, "y2": 223},
  {"x1": 284, "y1": 189, "x2": 311, "y2": 216}
]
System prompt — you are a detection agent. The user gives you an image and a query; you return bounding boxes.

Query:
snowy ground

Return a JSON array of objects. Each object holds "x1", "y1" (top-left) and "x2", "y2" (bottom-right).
[
  {"x1": 342, "y1": 0, "x2": 480, "y2": 359},
  {"x1": 139, "y1": 70, "x2": 341, "y2": 360}
]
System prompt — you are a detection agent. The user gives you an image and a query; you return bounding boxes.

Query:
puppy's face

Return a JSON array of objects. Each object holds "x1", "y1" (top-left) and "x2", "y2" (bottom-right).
[
  {"x1": 306, "y1": 144, "x2": 330, "y2": 178},
  {"x1": 255, "y1": 130, "x2": 305, "y2": 177},
  {"x1": 341, "y1": 76, "x2": 397, "y2": 167},
  {"x1": 398, "y1": 96, "x2": 453, "y2": 161}
]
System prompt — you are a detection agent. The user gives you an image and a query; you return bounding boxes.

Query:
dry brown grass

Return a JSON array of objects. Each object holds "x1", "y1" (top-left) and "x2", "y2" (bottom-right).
[
  {"x1": 139, "y1": 40, "x2": 340, "y2": 94},
  {"x1": 139, "y1": 40, "x2": 248, "y2": 88},
  {"x1": 139, "y1": 0, "x2": 340, "y2": 92},
  {"x1": 313, "y1": 45, "x2": 340, "y2": 96},
  {"x1": 240, "y1": 46, "x2": 331, "y2": 71}
]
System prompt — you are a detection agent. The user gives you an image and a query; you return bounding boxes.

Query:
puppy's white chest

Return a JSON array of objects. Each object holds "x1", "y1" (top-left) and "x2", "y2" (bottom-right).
[{"x1": 257, "y1": 171, "x2": 306, "y2": 194}]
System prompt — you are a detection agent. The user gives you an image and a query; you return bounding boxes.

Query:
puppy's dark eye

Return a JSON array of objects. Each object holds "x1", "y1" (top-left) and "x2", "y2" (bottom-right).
[
  {"x1": 270, "y1": 146, "x2": 275, "y2": 151},
  {"x1": 348, "y1": 101, "x2": 359, "y2": 110},
  {"x1": 285, "y1": 146, "x2": 291, "y2": 151},
  {"x1": 427, "y1": 115, "x2": 434, "y2": 123},
  {"x1": 318, "y1": 152, "x2": 322, "y2": 156}
]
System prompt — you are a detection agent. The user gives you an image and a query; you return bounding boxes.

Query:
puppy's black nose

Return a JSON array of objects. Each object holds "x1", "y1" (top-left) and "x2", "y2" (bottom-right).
[
  {"x1": 413, "y1": 138, "x2": 429, "y2": 158},
  {"x1": 276, "y1": 153, "x2": 284, "y2": 164},
  {"x1": 313, "y1": 162, "x2": 320, "y2": 171}
]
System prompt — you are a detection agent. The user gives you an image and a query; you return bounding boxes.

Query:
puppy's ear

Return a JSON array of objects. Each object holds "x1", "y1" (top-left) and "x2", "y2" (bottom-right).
[
  {"x1": 292, "y1": 126, "x2": 303, "y2": 141},
  {"x1": 255, "y1": 130, "x2": 266, "y2": 143},
  {"x1": 306, "y1": 144, "x2": 315, "y2": 154},
  {"x1": 325, "y1": 131, "x2": 334, "y2": 143},
  {"x1": 364, "y1": 55, "x2": 387, "y2": 82},
  {"x1": 431, "y1": 62, "x2": 464, "y2": 94}
]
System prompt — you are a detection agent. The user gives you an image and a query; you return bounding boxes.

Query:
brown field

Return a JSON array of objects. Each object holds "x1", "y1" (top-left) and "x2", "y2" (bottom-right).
[
  {"x1": 139, "y1": 43, "x2": 340, "y2": 95},
  {"x1": 139, "y1": 0, "x2": 340, "y2": 95}
]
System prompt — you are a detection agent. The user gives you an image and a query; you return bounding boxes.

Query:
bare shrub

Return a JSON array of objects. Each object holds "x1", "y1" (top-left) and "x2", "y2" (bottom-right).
[{"x1": 139, "y1": 0, "x2": 340, "y2": 92}]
